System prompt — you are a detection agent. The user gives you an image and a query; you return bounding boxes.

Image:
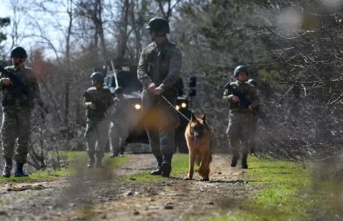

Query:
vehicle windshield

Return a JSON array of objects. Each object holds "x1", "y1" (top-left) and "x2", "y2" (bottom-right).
[{"x1": 116, "y1": 70, "x2": 142, "y2": 92}]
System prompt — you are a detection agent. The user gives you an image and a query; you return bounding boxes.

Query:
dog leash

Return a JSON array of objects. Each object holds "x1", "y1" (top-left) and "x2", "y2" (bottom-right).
[{"x1": 161, "y1": 95, "x2": 190, "y2": 122}]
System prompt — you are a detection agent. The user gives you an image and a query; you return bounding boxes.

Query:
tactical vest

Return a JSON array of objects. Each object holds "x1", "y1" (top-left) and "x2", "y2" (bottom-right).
[
  {"x1": 145, "y1": 41, "x2": 178, "y2": 92},
  {"x1": 1, "y1": 66, "x2": 36, "y2": 108},
  {"x1": 228, "y1": 82, "x2": 255, "y2": 112},
  {"x1": 84, "y1": 87, "x2": 112, "y2": 119}
]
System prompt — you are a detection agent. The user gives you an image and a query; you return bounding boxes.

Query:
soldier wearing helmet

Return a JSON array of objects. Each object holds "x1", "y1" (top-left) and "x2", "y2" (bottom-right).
[
  {"x1": 0, "y1": 46, "x2": 41, "y2": 177},
  {"x1": 83, "y1": 72, "x2": 113, "y2": 168},
  {"x1": 108, "y1": 86, "x2": 129, "y2": 158},
  {"x1": 222, "y1": 65, "x2": 260, "y2": 169},
  {"x1": 145, "y1": 17, "x2": 170, "y2": 37},
  {"x1": 137, "y1": 17, "x2": 182, "y2": 177}
]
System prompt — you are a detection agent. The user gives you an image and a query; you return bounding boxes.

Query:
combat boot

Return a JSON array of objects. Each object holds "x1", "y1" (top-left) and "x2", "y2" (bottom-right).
[
  {"x1": 161, "y1": 154, "x2": 173, "y2": 177},
  {"x1": 109, "y1": 153, "x2": 117, "y2": 158},
  {"x1": 151, "y1": 155, "x2": 163, "y2": 175},
  {"x1": 2, "y1": 158, "x2": 12, "y2": 178},
  {"x1": 241, "y1": 153, "x2": 248, "y2": 169},
  {"x1": 118, "y1": 143, "x2": 126, "y2": 157},
  {"x1": 118, "y1": 148, "x2": 125, "y2": 158},
  {"x1": 231, "y1": 152, "x2": 239, "y2": 167},
  {"x1": 14, "y1": 163, "x2": 29, "y2": 177},
  {"x1": 87, "y1": 152, "x2": 95, "y2": 168}
]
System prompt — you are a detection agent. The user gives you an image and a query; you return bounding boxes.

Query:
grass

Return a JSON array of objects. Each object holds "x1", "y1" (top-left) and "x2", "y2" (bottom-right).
[{"x1": 209, "y1": 155, "x2": 343, "y2": 221}]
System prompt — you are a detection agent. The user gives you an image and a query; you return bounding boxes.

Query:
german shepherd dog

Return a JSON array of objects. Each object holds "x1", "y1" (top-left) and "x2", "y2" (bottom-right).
[{"x1": 183, "y1": 113, "x2": 212, "y2": 181}]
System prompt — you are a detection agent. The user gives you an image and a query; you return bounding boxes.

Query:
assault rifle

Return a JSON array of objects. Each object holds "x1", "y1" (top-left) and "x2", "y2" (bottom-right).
[
  {"x1": 84, "y1": 92, "x2": 108, "y2": 117},
  {"x1": 0, "y1": 65, "x2": 48, "y2": 113},
  {"x1": 225, "y1": 83, "x2": 252, "y2": 109},
  {"x1": 224, "y1": 83, "x2": 268, "y2": 124}
]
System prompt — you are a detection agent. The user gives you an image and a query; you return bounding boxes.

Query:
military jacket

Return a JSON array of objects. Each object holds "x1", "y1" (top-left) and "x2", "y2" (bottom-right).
[
  {"x1": 84, "y1": 87, "x2": 113, "y2": 119},
  {"x1": 137, "y1": 39, "x2": 182, "y2": 94},
  {"x1": 0, "y1": 65, "x2": 40, "y2": 109},
  {"x1": 222, "y1": 81, "x2": 260, "y2": 112}
]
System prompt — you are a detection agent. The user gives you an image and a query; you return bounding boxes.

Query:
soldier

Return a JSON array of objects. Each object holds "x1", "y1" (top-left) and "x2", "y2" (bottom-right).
[
  {"x1": 223, "y1": 65, "x2": 260, "y2": 169},
  {"x1": 109, "y1": 86, "x2": 129, "y2": 158},
  {"x1": 137, "y1": 17, "x2": 182, "y2": 177},
  {"x1": 83, "y1": 72, "x2": 113, "y2": 168},
  {"x1": 1, "y1": 46, "x2": 41, "y2": 177}
]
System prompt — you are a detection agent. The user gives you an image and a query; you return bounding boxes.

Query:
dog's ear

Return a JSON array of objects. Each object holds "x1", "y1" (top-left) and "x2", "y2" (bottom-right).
[
  {"x1": 201, "y1": 113, "x2": 206, "y2": 121},
  {"x1": 190, "y1": 112, "x2": 196, "y2": 122}
]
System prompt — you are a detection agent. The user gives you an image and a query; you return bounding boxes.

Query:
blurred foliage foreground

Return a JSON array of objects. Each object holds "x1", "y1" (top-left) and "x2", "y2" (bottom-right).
[{"x1": 1, "y1": 152, "x2": 343, "y2": 220}]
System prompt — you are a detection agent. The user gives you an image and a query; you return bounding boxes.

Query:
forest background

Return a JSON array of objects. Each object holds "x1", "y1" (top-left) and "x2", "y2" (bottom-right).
[{"x1": 0, "y1": 0, "x2": 343, "y2": 170}]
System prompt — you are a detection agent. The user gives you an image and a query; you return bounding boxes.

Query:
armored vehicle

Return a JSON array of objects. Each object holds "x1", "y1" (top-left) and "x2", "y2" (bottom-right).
[{"x1": 98, "y1": 65, "x2": 196, "y2": 153}]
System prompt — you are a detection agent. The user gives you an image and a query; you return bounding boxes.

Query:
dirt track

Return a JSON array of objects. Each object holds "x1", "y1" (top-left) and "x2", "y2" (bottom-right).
[{"x1": 0, "y1": 153, "x2": 252, "y2": 221}]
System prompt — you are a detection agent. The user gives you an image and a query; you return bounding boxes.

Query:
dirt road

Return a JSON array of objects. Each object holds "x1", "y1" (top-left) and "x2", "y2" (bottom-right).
[{"x1": 0, "y1": 153, "x2": 251, "y2": 221}]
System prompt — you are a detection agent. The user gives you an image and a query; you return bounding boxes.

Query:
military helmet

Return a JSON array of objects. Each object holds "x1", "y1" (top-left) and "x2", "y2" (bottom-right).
[
  {"x1": 248, "y1": 79, "x2": 257, "y2": 87},
  {"x1": 10, "y1": 46, "x2": 28, "y2": 59},
  {"x1": 90, "y1": 72, "x2": 104, "y2": 83},
  {"x1": 114, "y1": 86, "x2": 123, "y2": 94},
  {"x1": 233, "y1": 65, "x2": 249, "y2": 77},
  {"x1": 145, "y1": 17, "x2": 170, "y2": 34}
]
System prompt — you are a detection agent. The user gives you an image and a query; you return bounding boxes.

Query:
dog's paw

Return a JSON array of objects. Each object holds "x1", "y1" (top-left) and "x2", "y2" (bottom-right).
[
  {"x1": 183, "y1": 176, "x2": 192, "y2": 180},
  {"x1": 200, "y1": 177, "x2": 209, "y2": 181}
]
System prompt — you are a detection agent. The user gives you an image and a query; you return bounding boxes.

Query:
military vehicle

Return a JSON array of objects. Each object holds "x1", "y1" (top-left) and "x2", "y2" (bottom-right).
[{"x1": 97, "y1": 65, "x2": 196, "y2": 153}]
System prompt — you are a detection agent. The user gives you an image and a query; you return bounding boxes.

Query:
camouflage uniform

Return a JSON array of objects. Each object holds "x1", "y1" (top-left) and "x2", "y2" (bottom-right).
[
  {"x1": 137, "y1": 39, "x2": 182, "y2": 175},
  {"x1": 0, "y1": 64, "x2": 40, "y2": 177},
  {"x1": 109, "y1": 95, "x2": 129, "y2": 157},
  {"x1": 0, "y1": 65, "x2": 40, "y2": 163},
  {"x1": 223, "y1": 81, "x2": 259, "y2": 168},
  {"x1": 84, "y1": 86, "x2": 113, "y2": 168}
]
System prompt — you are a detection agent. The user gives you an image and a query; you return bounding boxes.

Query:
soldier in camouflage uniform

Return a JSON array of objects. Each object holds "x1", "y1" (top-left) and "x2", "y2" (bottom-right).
[
  {"x1": 84, "y1": 72, "x2": 113, "y2": 168},
  {"x1": 137, "y1": 17, "x2": 182, "y2": 177},
  {"x1": 1, "y1": 46, "x2": 41, "y2": 177},
  {"x1": 109, "y1": 86, "x2": 129, "y2": 158},
  {"x1": 223, "y1": 65, "x2": 260, "y2": 169}
]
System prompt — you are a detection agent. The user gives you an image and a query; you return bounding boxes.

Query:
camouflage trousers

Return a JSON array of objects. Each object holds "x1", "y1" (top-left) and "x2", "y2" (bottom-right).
[
  {"x1": 142, "y1": 90, "x2": 180, "y2": 156},
  {"x1": 84, "y1": 118, "x2": 110, "y2": 160},
  {"x1": 1, "y1": 108, "x2": 32, "y2": 163},
  {"x1": 226, "y1": 111, "x2": 253, "y2": 154},
  {"x1": 108, "y1": 121, "x2": 128, "y2": 155}
]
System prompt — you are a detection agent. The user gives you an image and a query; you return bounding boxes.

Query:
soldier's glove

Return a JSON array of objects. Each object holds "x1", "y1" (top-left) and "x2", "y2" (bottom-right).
[
  {"x1": 153, "y1": 86, "x2": 164, "y2": 96},
  {"x1": 147, "y1": 82, "x2": 156, "y2": 93},
  {"x1": 86, "y1": 102, "x2": 97, "y2": 110}
]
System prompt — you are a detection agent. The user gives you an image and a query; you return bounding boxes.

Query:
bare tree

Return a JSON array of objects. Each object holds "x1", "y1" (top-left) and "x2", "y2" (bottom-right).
[
  {"x1": 75, "y1": 0, "x2": 108, "y2": 65},
  {"x1": 157, "y1": 0, "x2": 183, "y2": 19}
]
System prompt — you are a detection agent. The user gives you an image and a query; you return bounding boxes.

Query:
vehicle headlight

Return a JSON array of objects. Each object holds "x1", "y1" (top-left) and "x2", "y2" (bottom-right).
[
  {"x1": 134, "y1": 104, "x2": 141, "y2": 110},
  {"x1": 181, "y1": 102, "x2": 187, "y2": 108},
  {"x1": 175, "y1": 105, "x2": 180, "y2": 110}
]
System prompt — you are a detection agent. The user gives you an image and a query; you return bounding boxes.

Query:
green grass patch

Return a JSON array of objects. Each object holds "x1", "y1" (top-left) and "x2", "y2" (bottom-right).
[{"x1": 211, "y1": 155, "x2": 343, "y2": 221}]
